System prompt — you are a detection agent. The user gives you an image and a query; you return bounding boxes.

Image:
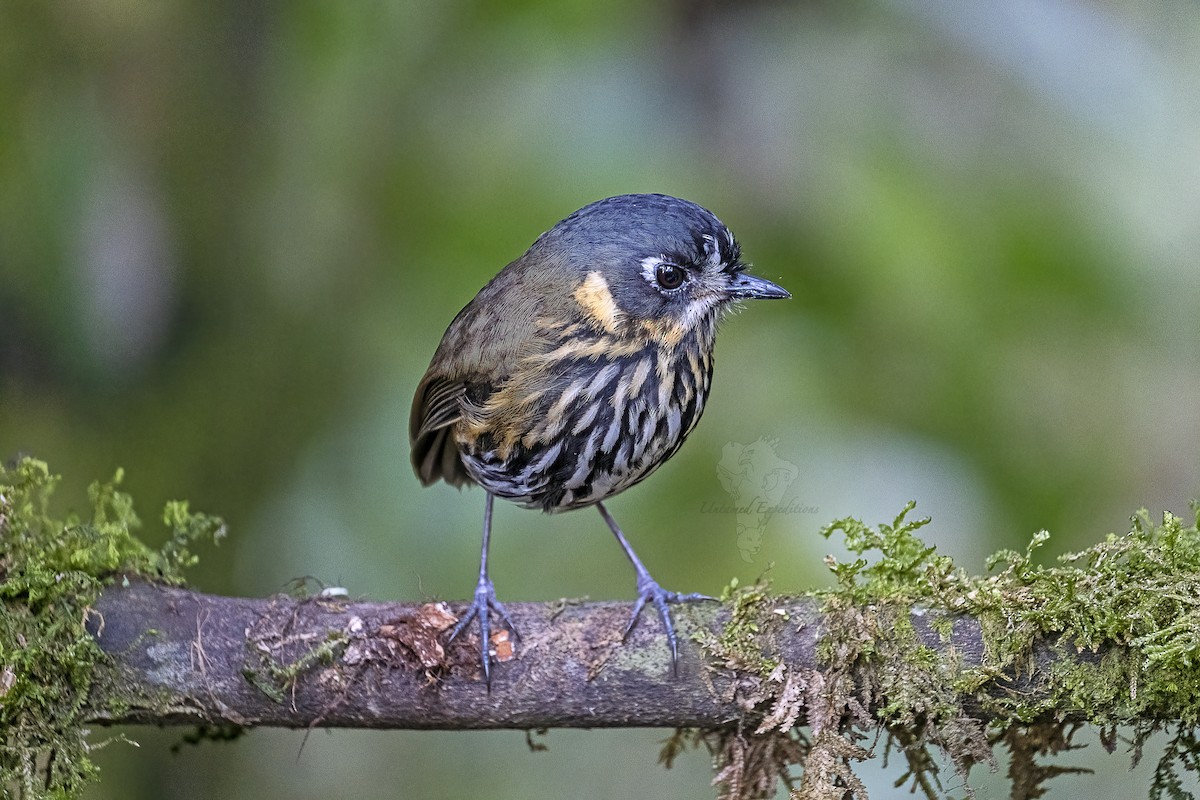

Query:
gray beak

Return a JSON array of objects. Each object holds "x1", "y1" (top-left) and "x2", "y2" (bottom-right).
[{"x1": 728, "y1": 272, "x2": 790, "y2": 300}]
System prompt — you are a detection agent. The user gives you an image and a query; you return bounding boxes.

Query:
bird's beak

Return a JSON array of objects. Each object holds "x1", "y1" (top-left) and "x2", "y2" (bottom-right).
[{"x1": 727, "y1": 272, "x2": 790, "y2": 300}]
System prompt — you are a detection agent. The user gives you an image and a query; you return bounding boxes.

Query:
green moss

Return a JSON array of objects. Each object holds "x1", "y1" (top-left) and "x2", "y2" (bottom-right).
[
  {"x1": 696, "y1": 501, "x2": 1200, "y2": 799},
  {"x1": 697, "y1": 575, "x2": 785, "y2": 676},
  {"x1": 833, "y1": 502, "x2": 1200, "y2": 798},
  {"x1": 6, "y1": 457, "x2": 1198, "y2": 799},
  {"x1": 678, "y1": 575, "x2": 814, "y2": 800},
  {"x1": 0, "y1": 457, "x2": 223, "y2": 799},
  {"x1": 244, "y1": 629, "x2": 347, "y2": 705}
]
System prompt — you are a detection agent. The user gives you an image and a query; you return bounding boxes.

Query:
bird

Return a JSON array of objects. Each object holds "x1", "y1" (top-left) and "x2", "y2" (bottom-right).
[{"x1": 409, "y1": 193, "x2": 789, "y2": 684}]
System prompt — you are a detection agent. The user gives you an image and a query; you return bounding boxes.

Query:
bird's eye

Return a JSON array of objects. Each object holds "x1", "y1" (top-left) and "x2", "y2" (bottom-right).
[{"x1": 655, "y1": 263, "x2": 686, "y2": 290}]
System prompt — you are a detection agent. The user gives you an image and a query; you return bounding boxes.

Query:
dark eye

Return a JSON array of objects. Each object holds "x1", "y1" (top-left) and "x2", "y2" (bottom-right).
[{"x1": 655, "y1": 263, "x2": 686, "y2": 290}]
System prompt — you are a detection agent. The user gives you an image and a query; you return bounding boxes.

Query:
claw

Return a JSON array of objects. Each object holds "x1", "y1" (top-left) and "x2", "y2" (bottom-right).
[
  {"x1": 596, "y1": 501, "x2": 719, "y2": 674},
  {"x1": 448, "y1": 494, "x2": 519, "y2": 688},
  {"x1": 448, "y1": 576, "x2": 518, "y2": 688},
  {"x1": 622, "y1": 573, "x2": 712, "y2": 672}
]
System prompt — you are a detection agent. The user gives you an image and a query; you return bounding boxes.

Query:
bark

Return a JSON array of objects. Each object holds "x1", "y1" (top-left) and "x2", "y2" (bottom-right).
[{"x1": 84, "y1": 581, "x2": 1008, "y2": 730}]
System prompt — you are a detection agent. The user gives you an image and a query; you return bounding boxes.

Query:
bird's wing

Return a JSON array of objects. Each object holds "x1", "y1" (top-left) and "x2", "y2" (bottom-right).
[
  {"x1": 409, "y1": 373, "x2": 472, "y2": 487},
  {"x1": 409, "y1": 262, "x2": 570, "y2": 487},
  {"x1": 411, "y1": 374, "x2": 464, "y2": 439}
]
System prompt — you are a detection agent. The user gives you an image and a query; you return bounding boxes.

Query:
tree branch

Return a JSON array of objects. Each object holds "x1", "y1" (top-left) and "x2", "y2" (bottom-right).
[{"x1": 87, "y1": 581, "x2": 1049, "y2": 731}]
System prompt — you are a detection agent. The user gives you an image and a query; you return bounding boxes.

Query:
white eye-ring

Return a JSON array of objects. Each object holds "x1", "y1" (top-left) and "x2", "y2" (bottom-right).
[
  {"x1": 656, "y1": 263, "x2": 685, "y2": 290},
  {"x1": 641, "y1": 255, "x2": 687, "y2": 293}
]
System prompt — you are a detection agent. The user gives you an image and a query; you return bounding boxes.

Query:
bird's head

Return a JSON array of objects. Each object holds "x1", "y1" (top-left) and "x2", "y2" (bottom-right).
[{"x1": 528, "y1": 194, "x2": 789, "y2": 345}]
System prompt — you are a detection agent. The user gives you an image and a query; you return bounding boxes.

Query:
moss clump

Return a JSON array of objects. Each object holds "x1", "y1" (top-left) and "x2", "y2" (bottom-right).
[
  {"x1": 0, "y1": 457, "x2": 224, "y2": 799},
  {"x1": 701, "y1": 575, "x2": 787, "y2": 676},
  {"x1": 688, "y1": 575, "x2": 807, "y2": 799},
  {"x1": 812, "y1": 501, "x2": 1200, "y2": 799},
  {"x1": 695, "y1": 501, "x2": 1200, "y2": 799}
]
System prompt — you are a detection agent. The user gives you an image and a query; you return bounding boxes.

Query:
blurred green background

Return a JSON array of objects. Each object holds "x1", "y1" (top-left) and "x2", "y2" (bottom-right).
[{"x1": 3, "y1": 0, "x2": 1199, "y2": 797}]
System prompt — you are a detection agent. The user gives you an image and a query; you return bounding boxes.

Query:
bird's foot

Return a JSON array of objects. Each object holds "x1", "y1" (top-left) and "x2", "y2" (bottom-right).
[
  {"x1": 623, "y1": 573, "x2": 716, "y2": 672},
  {"x1": 447, "y1": 576, "x2": 519, "y2": 687}
]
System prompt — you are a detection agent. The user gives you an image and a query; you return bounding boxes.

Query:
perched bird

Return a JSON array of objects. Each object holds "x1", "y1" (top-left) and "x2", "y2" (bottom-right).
[{"x1": 410, "y1": 194, "x2": 788, "y2": 683}]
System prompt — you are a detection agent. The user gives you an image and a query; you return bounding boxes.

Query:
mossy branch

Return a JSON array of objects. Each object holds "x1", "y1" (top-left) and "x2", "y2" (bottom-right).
[
  {"x1": 87, "y1": 581, "x2": 803, "y2": 729},
  {"x1": 5, "y1": 458, "x2": 1200, "y2": 800},
  {"x1": 83, "y1": 579, "x2": 1199, "y2": 800},
  {"x1": 83, "y1": 568, "x2": 1194, "y2": 726},
  {"x1": 84, "y1": 583, "x2": 996, "y2": 730}
]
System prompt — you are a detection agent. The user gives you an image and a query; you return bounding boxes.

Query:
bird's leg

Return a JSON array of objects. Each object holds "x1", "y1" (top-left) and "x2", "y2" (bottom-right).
[
  {"x1": 596, "y1": 502, "x2": 714, "y2": 671},
  {"x1": 447, "y1": 492, "x2": 518, "y2": 686}
]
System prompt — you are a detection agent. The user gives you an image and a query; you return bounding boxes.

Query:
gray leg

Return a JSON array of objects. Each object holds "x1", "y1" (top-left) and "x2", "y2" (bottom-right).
[
  {"x1": 596, "y1": 502, "x2": 713, "y2": 671},
  {"x1": 448, "y1": 493, "x2": 518, "y2": 687}
]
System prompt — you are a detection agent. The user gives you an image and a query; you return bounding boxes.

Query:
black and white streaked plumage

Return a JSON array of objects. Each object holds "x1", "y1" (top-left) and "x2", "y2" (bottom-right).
[{"x1": 410, "y1": 193, "x2": 789, "y2": 684}]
